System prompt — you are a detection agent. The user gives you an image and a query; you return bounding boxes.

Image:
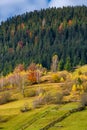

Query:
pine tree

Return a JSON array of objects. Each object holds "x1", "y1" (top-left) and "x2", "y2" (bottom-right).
[{"x1": 64, "y1": 57, "x2": 71, "y2": 71}]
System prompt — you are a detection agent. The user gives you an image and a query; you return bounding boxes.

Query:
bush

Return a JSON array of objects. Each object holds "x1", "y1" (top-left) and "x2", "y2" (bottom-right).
[
  {"x1": 72, "y1": 84, "x2": 77, "y2": 92},
  {"x1": 0, "y1": 92, "x2": 11, "y2": 105},
  {"x1": 20, "y1": 103, "x2": 31, "y2": 112},
  {"x1": 62, "y1": 90, "x2": 70, "y2": 96},
  {"x1": 36, "y1": 88, "x2": 45, "y2": 96},
  {"x1": 80, "y1": 93, "x2": 87, "y2": 107},
  {"x1": 83, "y1": 82, "x2": 87, "y2": 92},
  {"x1": 54, "y1": 93, "x2": 63, "y2": 104},
  {"x1": 32, "y1": 98, "x2": 44, "y2": 108},
  {"x1": 32, "y1": 92, "x2": 64, "y2": 109},
  {"x1": 78, "y1": 70, "x2": 82, "y2": 75},
  {"x1": 25, "y1": 89, "x2": 36, "y2": 97},
  {"x1": 52, "y1": 74, "x2": 60, "y2": 83},
  {"x1": 32, "y1": 92, "x2": 53, "y2": 108},
  {"x1": 59, "y1": 72, "x2": 67, "y2": 81},
  {"x1": 43, "y1": 93, "x2": 53, "y2": 104}
]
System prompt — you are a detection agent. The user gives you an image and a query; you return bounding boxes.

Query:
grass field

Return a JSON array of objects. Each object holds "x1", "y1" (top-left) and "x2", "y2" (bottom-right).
[
  {"x1": 0, "y1": 66, "x2": 87, "y2": 130},
  {"x1": 0, "y1": 100, "x2": 79, "y2": 130},
  {"x1": 49, "y1": 109, "x2": 87, "y2": 130}
]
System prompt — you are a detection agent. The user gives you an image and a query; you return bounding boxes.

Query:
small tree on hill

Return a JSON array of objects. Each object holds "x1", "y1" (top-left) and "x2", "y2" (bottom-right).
[
  {"x1": 64, "y1": 57, "x2": 71, "y2": 71},
  {"x1": 14, "y1": 64, "x2": 24, "y2": 73},
  {"x1": 51, "y1": 55, "x2": 58, "y2": 72},
  {"x1": 58, "y1": 59, "x2": 64, "y2": 71},
  {"x1": 28, "y1": 63, "x2": 41, "y2": 84}
]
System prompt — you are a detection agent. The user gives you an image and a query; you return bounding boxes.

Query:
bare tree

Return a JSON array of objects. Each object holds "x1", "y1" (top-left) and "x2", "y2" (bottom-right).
[
  {"x1": 42, "y1": 18, "x2": 46, "y2": 27},
  {"x1": 51, "y1": 55, "x2": 58, "y2": 72}
]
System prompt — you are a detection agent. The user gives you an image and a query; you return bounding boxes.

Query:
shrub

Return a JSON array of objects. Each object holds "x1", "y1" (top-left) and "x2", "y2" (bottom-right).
[
  {"x1": 54, "y1": 93, "x2": 63, "y2": 104},
  {"x1": 36, "y1": 88, "x2": 45, "y2": 96},
  {"x1": 82, "y1": 82, "x2": 87, "y2": 92},
  {"x1": 77, "y1": 78, "x2": 83, "y2": 85},
  {"x1": 78, "y1": 70, "x2": 82, "y2": 75},
  {"x1": 20, "y1": 103, "x2": 31, "y2": 112},
  {"x1": 25, "y1": 89, "x2": 36, "y2": 97},
  {"x1": 60, "y1": 77, "x2": 64, "y2": 82},
  {"x1": 43, "y1": 93, "x2": 53, "y2": 104},
  {"x1": 80, "y1": 93, "x2": 87, "y2": 107},
  {"x1": 62, "y1": 90, "x2": 70, "y2": 96},
  {"x1": 59, "y1": 72, "x2": 67, "y2": 81},
  {"x1": 0, "y1": 92, "x2": 11, "y2": 105},
  {"x1": 72, "y1": 84, "x2": 77, "y2": 92},
  {"x1": 32, "y1": 97, "x2": 44, "y2": 108},
  {"x1": 52, "y1": 74, "x2": 60, "y2": 83},
  {"x1": 32, "y1": 92, "x2": 53, "y2": 108}
]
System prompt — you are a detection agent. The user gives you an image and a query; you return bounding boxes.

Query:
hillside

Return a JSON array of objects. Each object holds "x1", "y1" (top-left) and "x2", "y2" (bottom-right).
[
  {"x1": 0, "y1": 83, "x2": 85, "y2": 130},
  {"x1": 0, "y1": 6, "x2": 87, "y2": 75},
  {"x1": 0, "y1": 65, "x2": 87, "y2": 129}
]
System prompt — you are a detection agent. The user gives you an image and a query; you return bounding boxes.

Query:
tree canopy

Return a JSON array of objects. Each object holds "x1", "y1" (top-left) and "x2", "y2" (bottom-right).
[{"x1": 0, "y1": 6, "x2": 87, "y2": 75}]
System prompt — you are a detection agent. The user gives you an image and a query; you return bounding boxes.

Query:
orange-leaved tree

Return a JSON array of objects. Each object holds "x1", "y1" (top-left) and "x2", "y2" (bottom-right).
[{"x1": 28, "y1": 63, "x2": 41, "y2": 84}]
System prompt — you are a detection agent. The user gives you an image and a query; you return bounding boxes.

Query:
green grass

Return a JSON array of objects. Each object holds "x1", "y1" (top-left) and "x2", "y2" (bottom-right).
[
  {"x1": 49, "y1": 108, "x2": 87, "y2": 130},
  {"x1": 25, "y1": 103, "x2": 78, "y2": 130},
  {"x1": 0, "y1": 102, "x2": 78, "y2": 130},
  {"x1": 0, "y1": 90, "x2": 77, "y2": 130},
  {"x1": 0, "y1": 80, "x2": 86, "y2": 130}
]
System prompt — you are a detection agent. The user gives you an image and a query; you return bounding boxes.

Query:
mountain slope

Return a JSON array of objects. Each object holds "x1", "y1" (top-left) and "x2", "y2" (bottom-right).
[{"x1": 0, "y1": 6, "x2": 87, "y2": 75}]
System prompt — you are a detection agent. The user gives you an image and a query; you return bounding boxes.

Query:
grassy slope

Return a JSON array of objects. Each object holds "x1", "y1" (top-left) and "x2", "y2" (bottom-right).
[
  {"x1": 0, "y1": 101, "x2": 78, "y2": 130},
  {"x1": 0, "y1": 66, "x2": 87, "y2": 130},
  {"x1": 49, "y1": 109, "x2": 87, "y2": 130},
  {"x1": 0, "y1": 101, "x2": 87, "y2": 130},
  {"x1": 0, "y1": 83, "x2": 77, "y2": 130}
]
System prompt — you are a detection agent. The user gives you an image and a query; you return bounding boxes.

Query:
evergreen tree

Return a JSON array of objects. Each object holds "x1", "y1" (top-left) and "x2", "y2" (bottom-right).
[
  {"x1": 64, "y1": 57, "x2": 72, "y2": 71},
  {"x1": 58, "y1": 59, "x2": 64, "y2": 71},
  {"x1": 0, "y1": 6, "x2": 86, "y2": 75}
]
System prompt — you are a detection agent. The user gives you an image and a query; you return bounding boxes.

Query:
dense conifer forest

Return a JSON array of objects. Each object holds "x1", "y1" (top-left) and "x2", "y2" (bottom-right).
[{"x1": 0, "y1": 6, "x2": 87, "y2": 75}]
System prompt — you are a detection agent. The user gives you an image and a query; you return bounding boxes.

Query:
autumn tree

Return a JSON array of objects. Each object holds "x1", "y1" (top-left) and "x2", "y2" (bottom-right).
[
  {"x1": 14, "y1": 64, "x2": 24, "y2": 73},
  {"x1": 51, "y1": 55, "x2": 58, "y2": 72},
  {"x1": 28, "y1": 63, "x2": 41, "y2": 84},
  {"x1": 0, "y1": 6, "x2": 86, "y2": 75},
  {"x1": 42, "y1": 18, "x2": 46, "y2": 28},
  {"x1": 28, "y1": 63, "x2": 36, "y2": 71},
  {"x1": 13, "y1": 64, "x2": 25, "y2": 97}
]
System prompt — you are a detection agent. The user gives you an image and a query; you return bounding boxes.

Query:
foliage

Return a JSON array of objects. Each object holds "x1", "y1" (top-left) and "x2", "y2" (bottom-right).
[
  {"x1": 80, "y1": 93, "x2": 87, "y2": 107},
  {"x1": 72, "y1": 84, "x2": 84, "y2": 92},
  {"x1": 43, "y1": 93, "x2": 53, "y2": 104},
  {"x1": 20, "y1": 102, "x2": 31, "y2": 112},
  {"x1": 36, "y1": 88, "x2": 45, "y2": 96},
  {"x1": 0, "y1": 6, "x2": 86, "y2": 75},
  {"x1": 32, "y1": 97, "x2": 44, "y2": 108},
  {"x1": 28, "y1": 71, "x2": 38, "y2": 84},
  {"x1": 51, "y1": 55, "x2": 58, "y2": 72},
  {"x1": 54, "y1": 92, "x2": 64, "y2": 104},
  {"x1": 52, "y1": 74, "x2": 60, "y2": 83},
  {"x1": 72, "y1": 84, "x2": 77, "y2": 92},
  {"x1": 14, "y1": 64, "x2": 24, "y2": 73},
  {"x1": 64, "y1": 57, "x2": 71, "y2": 71},
  {"x1": 28, "y1": 63, "x2": 41, "y2": 84},
  {"x1": 0, "y1": 92, "x2": 11, "y2": 105},
  {"x1": 25, "y1": 89, "x2": 36, "y2": 97},
  {"x1": 58, "y1": 59, "x2": 64, "y2": 71}
]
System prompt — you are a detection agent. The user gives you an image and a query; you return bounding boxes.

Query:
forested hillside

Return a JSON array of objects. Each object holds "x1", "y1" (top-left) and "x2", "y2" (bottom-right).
[{"x1": 0, "y1": 6, "x2": 87, "y2": 75}]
